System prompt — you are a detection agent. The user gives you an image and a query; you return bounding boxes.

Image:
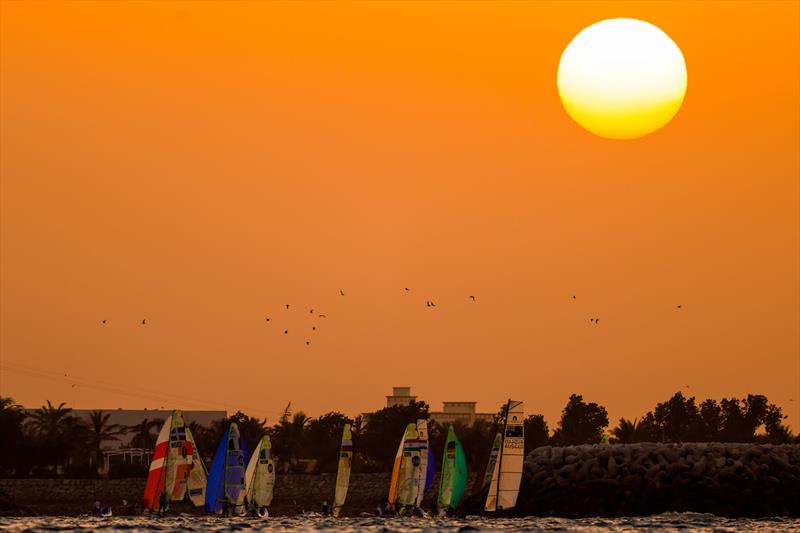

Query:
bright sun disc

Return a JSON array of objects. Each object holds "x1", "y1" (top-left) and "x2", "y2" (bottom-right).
[{"x1": 557, "y1": 18, "x2": 687, "y2": 140}]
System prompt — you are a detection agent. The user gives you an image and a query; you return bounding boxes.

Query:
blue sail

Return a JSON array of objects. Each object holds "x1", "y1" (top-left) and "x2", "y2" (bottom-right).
[
  {"x1": 425, "y1": 443, "x2": 436, "y2": 493},
  {"x1": 205, "y1": 428, "x2": 229, "y2": 513}
]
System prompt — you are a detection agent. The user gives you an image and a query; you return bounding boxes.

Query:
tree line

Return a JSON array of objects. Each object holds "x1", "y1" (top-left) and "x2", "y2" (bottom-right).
[{"x1": 0, "y1": 392, "x2": 795, "y2": 478}]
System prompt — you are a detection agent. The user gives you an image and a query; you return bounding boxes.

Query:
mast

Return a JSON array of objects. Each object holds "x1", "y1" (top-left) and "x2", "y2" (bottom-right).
[{"x1": 494, "y1": 399, "x2": 511, "y2": 512}]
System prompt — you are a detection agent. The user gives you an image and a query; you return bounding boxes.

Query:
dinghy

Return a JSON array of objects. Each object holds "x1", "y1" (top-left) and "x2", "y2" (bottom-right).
[
  {"x1": 244, "y1": 435, "x2": 275, "y2": 515},
  {"x1": 205, "y1": 422, "x2": 249, "y2": 514},
  {"x1": 437, "y1": 425, "x2": 467, "y2": 515},
  {"x1": 143, "y1": 410, "x2": 195, "y2": 511},
  {"x1": 484, "y1": 400, "x2": 524, "y2": 512},
  {"x1": 331, "y1": 423, "x2": 352, "y2": 517}
]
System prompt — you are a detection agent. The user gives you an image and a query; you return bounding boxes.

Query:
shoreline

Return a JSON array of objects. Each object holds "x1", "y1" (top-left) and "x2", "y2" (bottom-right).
[{"x1": 2, "y1": 443, "x2": 798, "y2": 518}]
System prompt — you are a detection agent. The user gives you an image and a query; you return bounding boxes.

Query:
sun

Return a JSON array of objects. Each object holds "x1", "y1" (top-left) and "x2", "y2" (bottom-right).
[{"x1": 557, "y1": 18, "x2": 687, "y2": 140}]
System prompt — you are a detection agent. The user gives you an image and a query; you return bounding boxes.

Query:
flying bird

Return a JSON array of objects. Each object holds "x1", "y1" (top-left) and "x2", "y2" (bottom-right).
[
  {"x1": 141, "y1": 319, "x2": 146, "y2": 325},
  {"x1": 469, "y1": 295, "x2": 476, "y2": 301},
  {"x1": 265, "y1": 317, "x2": 271, "y2": 322},
  {"x1": 677, "y1": 305, "x2": 682, "y2": 309},
  {"x1": 312, "y1": 326, "x2": 316, "y2": 331},
  {"x1": 426, "y1": 301, "x2": 436, "y2": 307},
  {"x1": 284, "y1": 330, "x2": 288, "y2": 334},
  {"x1": 339, "y1": 290, "x2": 345, "y2": 296},
  {"x1": 319, "y1": 314, "x2": 327, "y2": 318},
  {"x1": 285, "y1": 304, "x2": 290, "y2": 309},
  {"x1": 309, "y1": 309, "x2": 314, "y2": 314},
  {"x1": 101, "y1": 319, "x2": 107, "y2": 324},
  {"x1": 572, "y1": 295, "x2": 576, "y2": 300},
  {"x1": 71, "y1": 384, "x2": 76, "y2": 388},
  {"x1": 404, "y1": 288, "x2": 410, "y2": 292},
  {"x1": 305, "y1": 341, "x2": 310, "y2": 345}
]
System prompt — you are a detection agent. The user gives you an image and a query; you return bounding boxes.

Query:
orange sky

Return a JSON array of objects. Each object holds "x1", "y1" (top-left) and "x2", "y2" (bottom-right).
[{"x1": 1, "y1": 1, "x2": 798, "y2": 431}]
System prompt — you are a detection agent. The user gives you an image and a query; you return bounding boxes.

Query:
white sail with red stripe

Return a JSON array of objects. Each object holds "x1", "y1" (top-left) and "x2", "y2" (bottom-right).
[{"x1": 143, "y1": 410, "x2": 195, "y2": 510}]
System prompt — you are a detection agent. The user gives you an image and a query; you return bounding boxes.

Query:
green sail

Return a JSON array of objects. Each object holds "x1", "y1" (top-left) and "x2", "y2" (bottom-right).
[{"x1": 437, "y1": 425, "x2": 468, "y2": 512}]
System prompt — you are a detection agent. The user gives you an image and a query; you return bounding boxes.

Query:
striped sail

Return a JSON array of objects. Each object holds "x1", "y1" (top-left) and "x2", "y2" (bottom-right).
[
  {"x1": 485, "y1": 400, "x2": 524, "y2": 512},
  {"x1": 397, "y1": 423, "x2": 421, "y2": 508},
  {"x1": 332, "y1": 423, "x2": 353, "y2": 517},
  {"x1": 414, "y1": 419, "x2": 430, "y2": 504},
  {"x1": 480, "y1": 432, "x2": 502, "y2": 491},
  {"x1": 143, "y1": 412, "x2": 173, "y2": 509},
  {"x1": 244, "y1": 435, "x2": 275, "y2": 507},
  {"x1": 163, "y1": 411, "x2": 192, "y2": 502},
  {"x1": 437, "y1": 425, "x2": 468, "y2": 512},
  {"x1": 185, "y1": 426, "x2": 207, "y2": 506}
]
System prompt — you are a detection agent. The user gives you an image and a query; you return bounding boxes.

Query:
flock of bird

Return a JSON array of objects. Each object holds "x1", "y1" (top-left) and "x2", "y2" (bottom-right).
[{"x1": 99, "y1": 288, "x2": 686, "y2": 345}]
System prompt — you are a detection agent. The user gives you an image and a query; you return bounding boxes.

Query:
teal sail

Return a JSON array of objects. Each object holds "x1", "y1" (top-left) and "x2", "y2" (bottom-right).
[{"x1": 437, "y1": 425, "x2": 467, "y2": 512}]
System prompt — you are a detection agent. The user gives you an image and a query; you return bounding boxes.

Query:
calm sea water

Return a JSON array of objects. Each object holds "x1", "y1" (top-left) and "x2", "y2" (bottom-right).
[{"x1": 1, "y1": 514, "x2": 798, "y2": 532}]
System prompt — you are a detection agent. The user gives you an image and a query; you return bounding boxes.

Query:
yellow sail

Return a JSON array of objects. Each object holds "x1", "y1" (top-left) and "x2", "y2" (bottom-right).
[
  {"x1": 332, "y1": 424, "x2": 352, "y2": 517},
  {"x1": 185, "y1": 426, "x2": 207, "y2": 507},
  {"x1": 388, "y1": 423, "x2": 416, "y2": 507},
  {"x1": 244, "y1": 435, "x2": 275, "y2": 507},
  {"x1": 397, "y1": 423, "x2": 421, "y2": 508}
]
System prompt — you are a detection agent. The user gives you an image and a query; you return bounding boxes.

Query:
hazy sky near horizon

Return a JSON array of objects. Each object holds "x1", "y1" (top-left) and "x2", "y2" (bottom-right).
[{"x1": 1, "y1": 1, "x2": 798, "y2": 431}]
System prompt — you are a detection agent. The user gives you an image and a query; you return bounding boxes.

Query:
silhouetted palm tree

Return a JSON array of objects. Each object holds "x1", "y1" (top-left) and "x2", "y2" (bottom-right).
[
  {"x1": 127, "y1": 418, "x2": 164, "y2": 450},
  {"x1": 27, "y1": 401, "x2": 85, "y2": 471},
  {"x1": 87, "y1": 410, "x2": 125, "y2": 470},
  {"x1": 611, "y1": 418, "x2": 639, "y2": 443},
  {"x1": 270, "y1": 412, "x2": 309, "y2": 471}
]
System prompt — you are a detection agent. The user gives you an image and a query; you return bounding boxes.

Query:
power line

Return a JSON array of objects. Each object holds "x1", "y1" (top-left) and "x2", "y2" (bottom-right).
[{"x1": 1, "y1": 360, "x2": 284, "y2": 418}]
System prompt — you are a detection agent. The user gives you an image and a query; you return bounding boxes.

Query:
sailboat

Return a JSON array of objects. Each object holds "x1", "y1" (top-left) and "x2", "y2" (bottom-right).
[
  {"x1": 244, "y1": 435, "x2": 275, "y2": 516},
  {"x1": 205, "y1": 422, "x2": 249, "y2": 514},
  {"x1": 480, "y1": 432, "x2": 502, "y2": 492},
  {"x1": 484, "y1": 400, "x2": 524, "y2": 513},
  {"x1": 414, "y1": 419, "x2": 431, "y2": 507},
  {"x1": 437, "y1": 425, "x2": 468, "y2": 515},
  {"x1": 331, "y1": 423, "x2": 353, "y2": 517},
  {"x1": 143, "y1": 410, "x2": 197, "y2": 511},
  {"x1": 387, "y1": 423, "x2": 419, "y2": 513},
  {"x1": 185, "y1": 426, "x2": 208, "y2": 507}
]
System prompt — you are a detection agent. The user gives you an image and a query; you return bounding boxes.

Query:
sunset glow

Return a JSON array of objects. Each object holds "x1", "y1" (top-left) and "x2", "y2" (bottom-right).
[{"x1": 558, "y1": 18, "x2": 687, "y2": 139}]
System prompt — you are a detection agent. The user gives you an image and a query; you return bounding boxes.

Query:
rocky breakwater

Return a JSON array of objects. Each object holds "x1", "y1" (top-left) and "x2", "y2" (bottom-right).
[{"x1": 518, "y1": 443, "x2": 800, "y2": 517}]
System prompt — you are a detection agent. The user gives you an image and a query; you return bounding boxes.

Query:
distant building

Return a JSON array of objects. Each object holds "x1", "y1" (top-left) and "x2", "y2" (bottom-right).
[
  {"x1": 429, "y1": 401, "x2": 494, "y2": 426},
  {"x1": 386, "y1": 386, "x2": 417, "y2": 408},
  {"x1": 378, "y1": 387, "x2": 494, "y2": 426}
]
